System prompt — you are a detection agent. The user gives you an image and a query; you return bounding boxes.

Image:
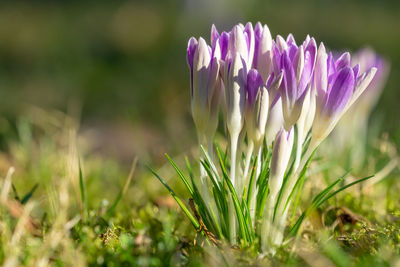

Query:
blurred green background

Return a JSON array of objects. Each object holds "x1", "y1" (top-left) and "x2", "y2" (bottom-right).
[{"x1": 0, "y1": 0, "x2": 399, "y2": 162}]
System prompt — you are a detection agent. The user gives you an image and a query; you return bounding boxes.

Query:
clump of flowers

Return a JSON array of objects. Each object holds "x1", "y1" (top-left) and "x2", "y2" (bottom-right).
[{"x1": 151, "y1": 22, "x2": 377, "y2": 254}]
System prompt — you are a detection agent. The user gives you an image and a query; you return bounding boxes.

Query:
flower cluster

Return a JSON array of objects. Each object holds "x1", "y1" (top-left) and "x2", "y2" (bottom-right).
[{"x1": 184, "y1": 22, "x2": 377, "y2": 252}]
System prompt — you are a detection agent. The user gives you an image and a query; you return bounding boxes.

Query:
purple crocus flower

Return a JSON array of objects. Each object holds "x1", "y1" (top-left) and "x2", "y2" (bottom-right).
[
  {"x1": 268, "y1": 127, "x2": 294, "y2": 197},
  {"x1": 227, "y1": 23, "x2": 255, "y2": 67},
  {"x1": 245, "y1": 69, "x2": 269, "y2": 145},
  {"x1": 311, "y1": 43, "x2": 377, "y2": 143},
  {"x1": 211, "y1": 25, "x2": 229, "y2": 61},
  {"x1": 253, "y1": 22, "x2": 273, "y2": 81},
  {"x1": 224, "y1": 52, "x2": 247, "y2": 137},
  {"x1": 187, "y1": 36, "x2": 222, "y2": 138},
  {"x1": 274, "y1": 34, "x2": 317, "y2": 129}
]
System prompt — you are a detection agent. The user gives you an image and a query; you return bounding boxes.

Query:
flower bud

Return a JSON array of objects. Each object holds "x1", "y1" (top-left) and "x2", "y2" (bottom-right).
[
  {"x1": 246, "y1": 69, "x2": 269, "y2": 146},
  {"x1": 278, "y1": 37, "x2": 317, "y2": 130},
  {"x1": 269, "y1": 128, "x2": 294, "y2": 197},
  {"x1": 228, "y1": 23, "x2": 255, "y2": 67},
  {"x1": 225, "y1": 52, "x2": 247, "y2": 136},
  {"x1": 187, "y1": 36, "x2": 221, "y2": 137},
  {"x1": 253, "y1": 22, "x2": 273, "y2": 81}
]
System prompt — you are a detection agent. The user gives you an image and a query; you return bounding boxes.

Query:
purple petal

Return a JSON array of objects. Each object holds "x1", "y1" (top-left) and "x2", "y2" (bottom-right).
[
  {"x1": 327, "y1": 52, "x2": 337, "y2": 85},
  {"x1": 187, "y1": 37, "x2": 198, "y2": 97},
  {"x1": 247, "y1": 69, "x2": 263, "y2": 105},
  {"x1": 219, "y1": 32, "x2": 229, "y2": 60},
  {"x1": 254, "y1": 22, "x2": 263, "y2": 39},
  {"x1": 287, "y1": 44, "x2": 298, "y2": 61},
  {"x1": 335, "y1": 52, "x2": 351, "y2": 70},
  {"x1": 298, "y1": 39, "x2": 316, "y2": 94},
  {"x1": 286, "y1": 33, "x2": 296, "y2": 46},
  {"x1": 272, "y1": 42, "x2": 282, "y2": 75},
  {"x1": 352, "y1": 64, "x2": 360, "y2": 80},
  {"x1": 302, "y1": 35, "x2": 311, "y2": 47},
  {"x1": 244, "y1": 22, "x2": 253, "y2": 50},
  {"x1": 327, "y1": 52, "x2": 336, "y2": 76},
  {"x1": 281, "y1": 51, "x2": 297, "y2": 102},
  {"x1": 324, "y1": 67, "x2": 355, "y2": 115},
  {"x1": 253, "y1": 23, "x2": 263, "y2": 68},
  {"x1": 187, "y1": 37, "x2": 198, "y2": 70},
  {"x1": 276, "y1": 35, "x2": 288, "y2": 52},
  {"x1": 211, "y1": 24, "x2": 220, "y2": 47}
]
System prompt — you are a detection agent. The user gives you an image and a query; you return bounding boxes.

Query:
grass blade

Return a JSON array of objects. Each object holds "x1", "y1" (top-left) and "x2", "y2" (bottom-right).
[
  {"x1": 21, "y1": 183, "x2": 39, "y2": 204},
  {"x1": 106, "y1": 157, "x2": 137, "y2": 216},
  {"x1": 318, "y1": 175, "x2": 374, "y2": 206},
  {"x1": 287, "y1": 173, "x2": 373, "y2": 238},
  {"x1": 215, "y1": 146, "x2": 251, "y2": 244},
  {"x1": 165, "y1": 154, "x2": 194, "y2": 196},
  {"x1": 148, "y1": 165, "x2": 200, "y2": 229},
  {"x1": 79, "y1": 158, "x2": 88, "y2": 223}
]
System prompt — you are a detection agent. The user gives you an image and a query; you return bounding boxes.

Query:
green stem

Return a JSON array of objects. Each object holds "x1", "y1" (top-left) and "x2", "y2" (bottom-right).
[{"x1": 229, "y1": 132, "x2": 239, "y2": 245}]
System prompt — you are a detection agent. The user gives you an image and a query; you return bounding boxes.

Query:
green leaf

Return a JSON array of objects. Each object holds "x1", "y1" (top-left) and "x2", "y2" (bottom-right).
[
  {"x1": 287, "y1": 173, "x2": 373, "y2": 238},
  {"x1": 318, "y1": 175, "x2": 374, "y2": 206},
  {"x1": 11, "y1": 184, "x2": 20, "y2": 201},
  {"x1": 223, "y1": 175, "x2": 250, "y2": 245},
  {"x1": 148, "y1": 166, "x2": 200, "y2": 229},
  {"x1": 199, "y1": 159, "x2": 224, "y2": 234},
  {"x1": 21, "y1": 183, "x2": 38, "y2": 204},
  {"x1": 186, "y1": 156, "x2": 224, "y2": 238},
  {"x1": 79, "y1": 159, "x2": 88, "y2": 223},
  {"x1": 165, "y1": 154, "x2": 194, "y2": 196},
  {"x1": 200, "y1": 146, "x2": 222, "y2": 190}
]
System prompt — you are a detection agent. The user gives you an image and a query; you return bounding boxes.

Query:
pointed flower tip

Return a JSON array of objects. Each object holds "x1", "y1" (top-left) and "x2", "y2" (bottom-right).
[
  {"x1": 187, "y1": 37, "x2": 198, "y2": 52},
  {"x1": 318, "y1": 42, "x2": 326, "y2": 52},
  {"x1": 211, "y1": 24, "x2": 220, "y2": 45},
  {"x1": 245, "y1": 22, "x2": 253, "y2": 30},
  {"x1": 187, "y1": 37, "x2": 198, "y2": 68},
  {"x1": 198, "y1": 37, "x2": 206, "y2": 45},
  {"x1": 286, "y1": 33, "x2": 296, "y2": 44},
  {"x1": 306, "y1": 38, "x2": 317, "y2": 51}
]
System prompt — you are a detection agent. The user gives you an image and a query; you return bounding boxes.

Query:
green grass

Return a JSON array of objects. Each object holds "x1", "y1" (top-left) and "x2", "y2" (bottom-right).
[{"x1": 0, "y1": 113, "x2": 399, "y2": 266}]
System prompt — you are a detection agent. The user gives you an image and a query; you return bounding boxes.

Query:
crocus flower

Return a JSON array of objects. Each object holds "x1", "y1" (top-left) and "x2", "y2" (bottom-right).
[
  {"x1": 311, "y1": 43, "x2": 377, "y2": 144},
  {"x1": 224, "y1": 52, "x2": 247, "y2": 190},
  {"x1": 268, "y1": 127, "x2": 294, "y2": 198},
  {"x1": 253, "y1": 22, "x2": 273, "y2": 81},
  {"x1": 261, "y1": 126, "x2": 294, "y2": 251},
  {"x1": 264, "y1": 70, "x2": 284, "y2": 146},
  {"x1": 211, "y1": 25, "x2": 229, "y2": 60},
  {"x1": 228, "y1": 23, "x2": 255, "y2": 67},
  {"x1": 276, "y1": 35, "x2": 317, "y2": 130},
  {"x1": 187, "y1": 36, "x2": 222, "y2": 139},
  {"x1": 245, "y1": 69, "x2": 269, "y2": 147},
  {"x1": 225, "y1": 53, "x2": 247, "y2": 138}
]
